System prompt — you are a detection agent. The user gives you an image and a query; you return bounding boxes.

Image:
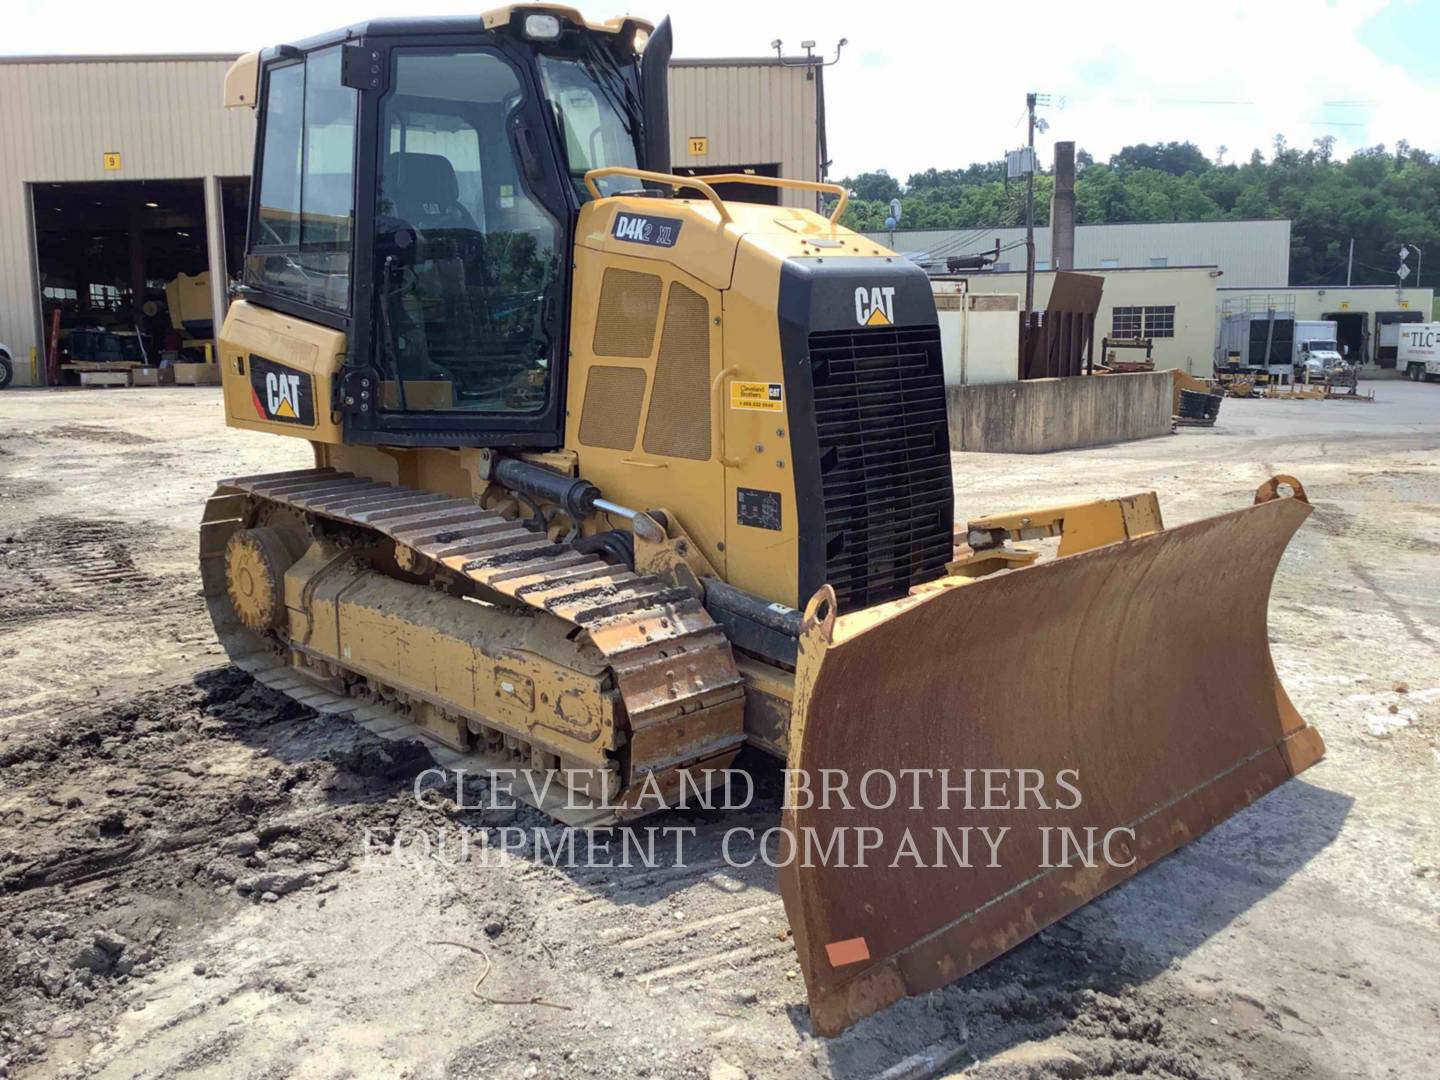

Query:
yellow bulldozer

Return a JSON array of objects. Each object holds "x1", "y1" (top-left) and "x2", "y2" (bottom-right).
[{"x1": 206, "y1": 6, "x2": 1324, "y2": 1035}]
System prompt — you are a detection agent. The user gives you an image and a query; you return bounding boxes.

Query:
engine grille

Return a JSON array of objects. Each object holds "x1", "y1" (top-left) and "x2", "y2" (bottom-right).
[{"x1": 807, "y1": 324, "x2": 953, "y2": 613}]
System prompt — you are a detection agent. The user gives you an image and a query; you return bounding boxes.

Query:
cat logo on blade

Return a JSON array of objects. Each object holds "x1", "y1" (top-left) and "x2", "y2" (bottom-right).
[
  {"x1": 855, "y1": 285, "x2": 897, "y2": 326},
  {"x1": 249, "y1": 355, "x2": 315, "y2": 426},
  {"x1": 612, "y1": 212, "x2": 683, "y2": 248}
]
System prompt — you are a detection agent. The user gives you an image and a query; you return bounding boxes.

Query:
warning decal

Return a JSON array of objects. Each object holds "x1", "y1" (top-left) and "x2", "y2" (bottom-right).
[{"x1": 730, "y1": 381, "x2": 784, "y2": 412}]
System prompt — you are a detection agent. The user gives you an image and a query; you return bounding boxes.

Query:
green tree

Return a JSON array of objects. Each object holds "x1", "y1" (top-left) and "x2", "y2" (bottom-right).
[
  {"x1": 1108, "y1": 141, "x2": 1211, "y2": 176},
  {"x1": 837, "y1": 170, "x2": 901, "y2": 202},
  {"x1": 835, "y1": 139, "x2": 1440, "y2": 286}
]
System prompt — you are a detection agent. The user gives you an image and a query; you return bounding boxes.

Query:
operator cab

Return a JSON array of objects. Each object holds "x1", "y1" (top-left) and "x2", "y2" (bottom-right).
[{"x1": 235, "y1": 7, "x2": 669, "y2": 445}]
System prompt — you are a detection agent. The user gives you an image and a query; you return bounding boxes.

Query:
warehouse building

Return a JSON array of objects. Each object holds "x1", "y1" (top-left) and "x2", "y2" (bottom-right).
[
  {"x1": 1217, "y1": 285, "x2": 1435, "y2": 368},
  {"x1": 942, "y1": 265, "x2": 1223, "y2": 377},
  {"x1": 0, "y1": 51, "x2": 820, "y2": 385},
  {"x1": 866, "y1": 219, "x2": 1292, "y2": 289}
]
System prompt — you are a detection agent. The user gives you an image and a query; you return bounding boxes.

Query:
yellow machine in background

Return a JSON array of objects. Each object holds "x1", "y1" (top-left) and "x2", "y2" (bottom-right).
[
  {"x1": 204, "y1": 6, "x2": 1323, "y2": 1035},
  {"x1": 163, "y1": 271, "x2": 216, "y2": 362}
]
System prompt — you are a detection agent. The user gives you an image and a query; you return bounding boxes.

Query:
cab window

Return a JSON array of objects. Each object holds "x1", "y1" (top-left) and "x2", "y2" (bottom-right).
[
  {"x1": 246, "y1": 47, "x2": 357, "y2": 313},
  {"x1": 373, "y1": 48, "x2": 562, "y2": 414},
  {"x1": 536, "y1": 52, "x2": 641, "y2": 201}
]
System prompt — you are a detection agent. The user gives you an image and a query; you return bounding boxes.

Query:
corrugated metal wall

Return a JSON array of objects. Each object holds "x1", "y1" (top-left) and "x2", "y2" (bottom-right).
[
  {"x1": 668, "y1": 60, "x2": 817, "y2": 207},
  {"x1": 0, "y1": 56, "x2": 254, "y2": 376},
  {"x1": 867, "y1": 220, "x2": 1292, "y2": 289}
]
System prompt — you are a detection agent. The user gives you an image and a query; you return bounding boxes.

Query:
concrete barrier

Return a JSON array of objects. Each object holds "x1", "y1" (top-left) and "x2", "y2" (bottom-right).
[{"x1": 947, "y1": 371, "x2": 1173, "y2": 453}]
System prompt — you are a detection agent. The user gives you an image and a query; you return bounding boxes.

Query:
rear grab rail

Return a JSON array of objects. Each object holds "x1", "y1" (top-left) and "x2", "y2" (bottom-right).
[
  {"x1": 582, "y1": 167, "x2": 850, "y2": 226},
  {"x1": 584, "y1": 167, "x2": 732, "y2": 224},
  {"x1": 686, "y1": 173, "x2": 849, "y2": 225}
]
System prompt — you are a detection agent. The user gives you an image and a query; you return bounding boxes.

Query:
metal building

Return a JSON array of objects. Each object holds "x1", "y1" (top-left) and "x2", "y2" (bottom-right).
[
  {"x1": 0, "y1": 52, "x2": 820, "y2": 385},
  {"x1": 1218, "y1": 285, "x2": 1435, "y2": 368},
  {"x1": 0, "y1": 55, "x2": 253, "y2": 383},
  {"x1": 668, "y1": 59, "x2": 820, "y2": 209},
  {"x1": 866, "y1": 219, "x2": 1292, "y2": 289}
]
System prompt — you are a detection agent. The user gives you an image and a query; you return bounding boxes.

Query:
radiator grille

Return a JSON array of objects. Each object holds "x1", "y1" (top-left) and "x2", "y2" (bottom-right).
[
  {"x1": 807, "y1": 324, "x2": 953, "y2": 612},
  {"x1": 643, "y1": 283, "x2": 711, "y2": 460},
  {"x1": 593, "y1": 269, "x2": 662, "y2": 357},
  {"x1": 578, "y1": 366, "x2": 647, "y2": 450}
]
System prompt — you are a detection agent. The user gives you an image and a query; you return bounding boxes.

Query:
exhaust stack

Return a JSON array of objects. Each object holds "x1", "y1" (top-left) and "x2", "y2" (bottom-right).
[{"x1": 1051, "y1": 141, "x2": 1076, "y2": 271}]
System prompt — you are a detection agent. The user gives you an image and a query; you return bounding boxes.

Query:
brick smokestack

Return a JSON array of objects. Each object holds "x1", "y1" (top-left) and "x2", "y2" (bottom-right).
[{"x1": 1051, "y1": 141, "x2": 1076, "y2": 271}]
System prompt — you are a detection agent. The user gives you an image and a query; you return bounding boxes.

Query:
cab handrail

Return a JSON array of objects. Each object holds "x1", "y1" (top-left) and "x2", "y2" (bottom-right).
[
  {"x1": 685, "y1": 173, "x2": 849, "y2": 225},
  {"x1": 582, "y1": 168, "x2": 851, "y2": 226},
  {"x1": 583, "y1": 167, "x2": 732, "y2": 224}
]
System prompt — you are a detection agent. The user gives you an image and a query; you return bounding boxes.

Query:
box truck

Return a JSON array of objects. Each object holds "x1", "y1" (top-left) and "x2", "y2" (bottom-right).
[{"x1": 1292, "y1": 320, "x2": 1352, "y2": 382}]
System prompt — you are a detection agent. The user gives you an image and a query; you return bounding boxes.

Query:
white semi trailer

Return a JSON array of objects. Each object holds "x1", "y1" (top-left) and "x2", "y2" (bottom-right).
[{"x1": 1397, "y1": 323, "x2": 1440, "y2": 382}]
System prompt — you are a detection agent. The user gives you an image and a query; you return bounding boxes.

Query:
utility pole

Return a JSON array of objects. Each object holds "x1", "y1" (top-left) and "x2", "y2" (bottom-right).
[
  {"x1": 1346, "y1": 238, "x2": 1354, "y2": 286},
  {"x1": 772, "y1": 37, "x2": 847, "y2": 213},
  {"x1": 1024, "y1": 92, "x2": 1037, "y2": 321}
]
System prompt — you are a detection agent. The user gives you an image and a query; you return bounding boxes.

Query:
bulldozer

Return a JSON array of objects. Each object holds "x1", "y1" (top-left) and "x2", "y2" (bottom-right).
[{"x1": 206, "y1": 6, "x2": 1324, "y2": 1035}]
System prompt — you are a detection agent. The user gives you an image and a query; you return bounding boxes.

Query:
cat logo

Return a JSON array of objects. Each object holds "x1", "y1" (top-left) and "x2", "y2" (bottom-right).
[
  {"x1": 266, "y1": 371, "x2": 303, "y2": 419},
  {"x1": 248, "y1": 355, "x2": 316, "y2": 426},
  {"x1": 855, "y1": 285, "x2": 897, "y2": 326}
]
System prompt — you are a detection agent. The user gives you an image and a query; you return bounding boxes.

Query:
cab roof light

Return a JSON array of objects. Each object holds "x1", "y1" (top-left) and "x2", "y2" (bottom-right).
[{"x1": 524, "y1": 13, "x2": 562, "y2": 40}]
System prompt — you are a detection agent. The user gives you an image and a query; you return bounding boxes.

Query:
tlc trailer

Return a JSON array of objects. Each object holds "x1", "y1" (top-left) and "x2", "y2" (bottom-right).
[{"x1": 1397, "y1": 323, "x2": 1440, "y2": 381}]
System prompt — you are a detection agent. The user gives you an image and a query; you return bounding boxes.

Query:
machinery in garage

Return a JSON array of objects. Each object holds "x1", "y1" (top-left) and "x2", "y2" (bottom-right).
[{"x1": 30, "y1": 178, "x2": 243, "y2": 386}]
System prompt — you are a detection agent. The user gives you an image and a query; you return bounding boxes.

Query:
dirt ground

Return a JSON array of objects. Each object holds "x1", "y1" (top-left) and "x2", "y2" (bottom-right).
[{"x1": 1, "y1": 383, "x2": 1438, "y2": 1080}]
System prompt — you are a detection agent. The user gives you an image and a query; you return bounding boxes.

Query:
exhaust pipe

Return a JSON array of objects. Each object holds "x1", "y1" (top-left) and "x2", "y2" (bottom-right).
[{"x1": 640, "y1": 16, "x2": 672, "y2": 175}]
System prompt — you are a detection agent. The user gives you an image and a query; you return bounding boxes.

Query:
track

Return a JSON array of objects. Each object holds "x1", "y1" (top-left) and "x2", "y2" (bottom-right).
[{"x1": 199, "y1": 468, "x2": 746, "y2": 825}]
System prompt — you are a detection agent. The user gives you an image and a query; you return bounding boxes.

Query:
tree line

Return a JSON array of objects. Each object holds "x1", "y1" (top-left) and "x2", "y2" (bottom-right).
[{"x1": 836, "y1": 139, "x2": 1439, "y2": 286}]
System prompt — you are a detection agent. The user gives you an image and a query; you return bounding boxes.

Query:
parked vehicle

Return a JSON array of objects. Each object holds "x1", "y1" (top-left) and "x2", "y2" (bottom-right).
[
  {"x1": 1292, "y1": 320, "x2": 1351, "y2": 382},
  {"x1": 1398, "y1": 322, "x2": 1440, "y2": 382},
  {"x1": 0, "y1": 343, "x2": 13, "y2": 389},
  {"x1": 64, "y1": 327, "x2": 147, "y2": 364}
]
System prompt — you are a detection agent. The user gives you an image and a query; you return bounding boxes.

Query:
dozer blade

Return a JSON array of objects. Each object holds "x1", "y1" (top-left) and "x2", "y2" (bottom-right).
[{"x1": 779, "y1": 487, "x2": 1323, "y2": 1036}]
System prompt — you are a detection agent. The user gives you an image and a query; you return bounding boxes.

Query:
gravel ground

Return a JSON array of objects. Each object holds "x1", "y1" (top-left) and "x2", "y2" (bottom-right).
[{"x1": 0, "y1": 383, "x2": 1437, "y2": 1080}]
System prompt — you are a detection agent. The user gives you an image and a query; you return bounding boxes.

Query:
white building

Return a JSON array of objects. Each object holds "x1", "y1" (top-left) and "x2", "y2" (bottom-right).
[
  {"x1": 940, "y1": 265, "x2": 1224, "y2": 377},
  {"x1": 866, "y1": 219, "x2": 1291, "y2": 290},
  {"x1": 1218, "y1": 285, "x2": 1434, "y2": 368}
]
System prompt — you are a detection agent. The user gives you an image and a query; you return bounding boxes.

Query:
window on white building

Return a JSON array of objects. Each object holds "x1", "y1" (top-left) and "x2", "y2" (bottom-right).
[
  {"x1": 1112, "y1": 306, "x2": 1143, "y2": 338},
  {"x1": 1144, "y1": 305, "x2": 1175, "y2": 338},
  {"x1": 1112, "y1": 304, "x2": 1176, "y2": 339},
  {"x1": 1099, "y1": 258, "x2": 1120, "y2": 269},
  {"x1": 1150, "y1": 257, "x2": 1169, "y2": 268}
]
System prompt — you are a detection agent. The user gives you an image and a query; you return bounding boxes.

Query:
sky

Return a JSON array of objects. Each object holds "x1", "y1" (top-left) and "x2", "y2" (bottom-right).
[{"x1": 9, "y1": 0, "x2": 1440, "y2": 182}]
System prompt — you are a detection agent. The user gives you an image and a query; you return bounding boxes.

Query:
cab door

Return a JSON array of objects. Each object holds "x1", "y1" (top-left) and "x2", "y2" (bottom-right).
[{"x1": 342, "y1": 36, "x2": 576, "y2": 446}]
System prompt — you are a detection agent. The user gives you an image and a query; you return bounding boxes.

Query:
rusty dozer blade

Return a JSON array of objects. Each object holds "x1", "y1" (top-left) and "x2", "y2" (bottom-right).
[{"x1": 779, "y1": 480, "x2": 1324, "y2": 1036}]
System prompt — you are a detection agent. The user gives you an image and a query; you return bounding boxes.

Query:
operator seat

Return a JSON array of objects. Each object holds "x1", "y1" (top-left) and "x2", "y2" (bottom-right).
[
  {"x1": 380, "y1": 152, "x2": 482, "y2": 388},
  {"x1": 383, "y1": 151, "x2": 480, "y2": 232}
]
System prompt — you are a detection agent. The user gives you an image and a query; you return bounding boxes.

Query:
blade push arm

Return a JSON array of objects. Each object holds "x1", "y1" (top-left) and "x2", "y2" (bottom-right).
[{"x1": 964, "y1": 492, "x2": 1164, "y2": 558}]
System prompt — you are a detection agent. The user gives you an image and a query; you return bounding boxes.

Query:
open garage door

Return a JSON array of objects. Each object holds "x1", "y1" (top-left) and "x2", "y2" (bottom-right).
[
  {"x1": 29, "y1": 178, "x2": 250, "y2": 384},
  {"x1": 1323, "y1": 310, "x2": 1368, "y2": 367}
]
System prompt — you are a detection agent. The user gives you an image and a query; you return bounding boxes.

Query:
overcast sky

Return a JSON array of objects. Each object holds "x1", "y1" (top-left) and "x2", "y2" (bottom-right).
[{"x1": 10, "y1": 0, "x2": 1438, "y2": 181}]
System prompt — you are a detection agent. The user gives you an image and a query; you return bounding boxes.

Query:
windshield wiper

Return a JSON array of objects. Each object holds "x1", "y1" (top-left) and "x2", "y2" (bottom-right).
[{"x1": 577, "y1": 35, "x2": 641, "y2": 141}]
